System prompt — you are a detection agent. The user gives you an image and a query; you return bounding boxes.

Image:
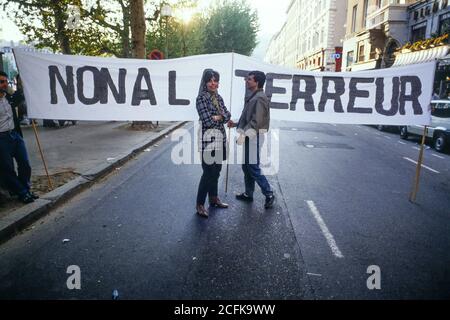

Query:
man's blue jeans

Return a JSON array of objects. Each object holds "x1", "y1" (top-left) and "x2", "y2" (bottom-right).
[
  {"x1": 0, "y1": 130, "x2": 32, "y2": 197},
  {"x1": 242, "y1": 135, "x2": 273, "y2": 197}
]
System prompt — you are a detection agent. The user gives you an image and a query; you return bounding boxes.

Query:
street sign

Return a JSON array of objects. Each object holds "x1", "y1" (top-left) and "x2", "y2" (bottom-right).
[
  {"x1": 332, "y1": 53, "x2": 341, "y2": 59},
  {"x1": 148, "y1": 49, "x2": 164, "y2": 60}
]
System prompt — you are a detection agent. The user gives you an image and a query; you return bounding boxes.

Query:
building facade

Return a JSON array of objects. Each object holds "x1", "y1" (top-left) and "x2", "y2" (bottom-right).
[
  {"x1": 342, "y1": 0, "x2": 419, "y2": 71},
  {"x1": 397, "y1": 0, "x2": 449, "y2": 97},
  {"x1": 265, "y1": 0, "x2": 348, "y2": 72}
]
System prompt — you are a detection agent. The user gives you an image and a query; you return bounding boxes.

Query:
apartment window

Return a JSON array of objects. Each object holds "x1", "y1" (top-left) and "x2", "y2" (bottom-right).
[
  {"x1": 347, "y1": 51, "x2": 354, "y2": 66},
  {"x1": 351, "y1": 5, "x2": 358, "y2": 33},
  {"x1": 439, "y1": 13, "x2": 450, "y2": 36},
  {"x1": 358, "y1": 41, "x2": 365, "y2": 62},
  {"x1": 362, "y1": 0, "x2": 369, "y2": 28},
  {"x1": 376, "y1": 0, "x2": 382, "y2": 8},
  {"x1": 411, "y1": 22, "x2": 427, "y2": 42}
]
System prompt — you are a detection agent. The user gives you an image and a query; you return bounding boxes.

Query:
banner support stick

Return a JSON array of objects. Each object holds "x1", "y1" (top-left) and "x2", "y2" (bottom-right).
[
  {"x1": 409, "y1": 125, "x2": 427, "y2": 202},
  {"x1": 225, "y1": 51, "x2": 234, "y2": 195},
  {"x1": 31, "y1": 120, "x2": 53, "y2": 191}
]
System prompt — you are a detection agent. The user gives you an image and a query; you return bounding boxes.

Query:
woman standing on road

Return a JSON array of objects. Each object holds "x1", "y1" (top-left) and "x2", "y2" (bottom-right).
[{"x1": 195, "y1": 70, "x2": 231, "y2": 218}]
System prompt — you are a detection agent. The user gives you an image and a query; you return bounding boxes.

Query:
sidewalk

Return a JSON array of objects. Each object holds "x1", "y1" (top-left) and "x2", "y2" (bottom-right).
[{"x1": 0, "y1": 120, "x2": 186, "y2": 243}]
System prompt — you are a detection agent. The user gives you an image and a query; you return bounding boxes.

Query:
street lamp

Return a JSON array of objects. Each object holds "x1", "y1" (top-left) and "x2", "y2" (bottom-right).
[{"x1": 161, "y1": 4, "x2": 172, "y2": 59}]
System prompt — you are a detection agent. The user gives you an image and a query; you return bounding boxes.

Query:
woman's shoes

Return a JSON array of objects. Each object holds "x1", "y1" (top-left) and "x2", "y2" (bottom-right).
[
  {"x1": 196, "y1": 204, "x2": 209, "y2": 218},
  {"x1": 209, "y1": 196, "x2": 229, "y2": 208}
]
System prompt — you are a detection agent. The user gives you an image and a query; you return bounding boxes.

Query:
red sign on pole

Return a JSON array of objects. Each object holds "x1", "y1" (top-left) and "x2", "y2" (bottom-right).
[{"x1": 148, "y1": 49, "x2": 164, "y2": 60}]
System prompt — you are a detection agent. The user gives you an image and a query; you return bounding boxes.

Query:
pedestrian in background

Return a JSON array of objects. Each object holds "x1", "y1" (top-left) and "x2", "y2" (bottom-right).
[
  {"x1": 195, "y1": 70, "x2": 231, "y2": 218},
  {"x1": 0, "y1": 71, "x2": 38, "y2": 204},
  {"x1": 228, "y1": 71, "x2": 275, "y2": 209},
  {"x1": 10, "y1": 74, "x2": 30, "y2": 125}
]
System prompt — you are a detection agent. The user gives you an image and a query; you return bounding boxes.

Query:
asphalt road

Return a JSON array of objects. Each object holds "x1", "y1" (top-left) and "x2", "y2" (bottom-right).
[{"x1": 0, "y1": 121, "x2": 449, "y2": 299}]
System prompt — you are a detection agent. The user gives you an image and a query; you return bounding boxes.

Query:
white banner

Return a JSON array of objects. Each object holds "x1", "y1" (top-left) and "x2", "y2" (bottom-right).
[{"x1": 14, "y1": 50, "x2": 435, "y2": 125}]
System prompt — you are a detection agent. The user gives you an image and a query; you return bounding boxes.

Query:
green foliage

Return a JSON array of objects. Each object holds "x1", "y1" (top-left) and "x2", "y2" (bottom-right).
[
  {"x1": 202, "y1": 0, "x2": 259, "y2": 55},
  {"x1": 146, "y1": 12, "x2": 205, "y2": 58},
  {"x1": 1, "y1": 0, "x2": 120, "y2": 55},
  {"x1": 1, "y1": 0, "x2": 260, "y2": 58}
]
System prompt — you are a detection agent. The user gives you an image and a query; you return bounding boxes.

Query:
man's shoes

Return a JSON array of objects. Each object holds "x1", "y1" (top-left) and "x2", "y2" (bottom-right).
[
  {"x1": 264, "y1": 194, "x2": 275, "y2": 209},
  {"x1": 209, "y1": 196, "x2": 229, "y2": 208},
  {"x1": 20, "y1": 193, "x2": 35, "y2": 204},
  {"x1": 235, "y1": 192, "x2": 253, "y2": 202},
  {"x1": 196, "y1": 204, "x2": 209, "y2": 218},
  {"x1": 29, "y1": 192, "x2": 39, "y2": 200}
]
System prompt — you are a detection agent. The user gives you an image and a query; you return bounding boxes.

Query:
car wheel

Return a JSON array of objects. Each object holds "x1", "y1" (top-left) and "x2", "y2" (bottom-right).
[
  {"x1": 400, "y1": 126, "x2": 408, "y2": 139},
  {"x1": 433, "y1": 132, "x2": 447, "y2": 153}
]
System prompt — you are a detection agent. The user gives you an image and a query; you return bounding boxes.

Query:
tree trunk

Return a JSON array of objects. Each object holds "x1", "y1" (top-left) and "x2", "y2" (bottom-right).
[
  {"x1": 53, "y1": 0, "x2": 72, "y2": 54},
  {"x1": 121, "y1": 4, "x2": 132, "y2": 58},
  {"x1": 130, "y1": 0, "x2": 146, "y2": 59},
  {"x1": 130, "y1": 0, "x2": 154, "y2": 128}
]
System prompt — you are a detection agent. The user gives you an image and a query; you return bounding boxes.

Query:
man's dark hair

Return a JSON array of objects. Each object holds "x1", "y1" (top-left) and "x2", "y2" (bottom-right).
[
  {"x1": 0, "y1": 71, "x2": 8, "y2": 79},
  {"x1": 248, "y1": 71, "x2": 266, "y2": 89}
]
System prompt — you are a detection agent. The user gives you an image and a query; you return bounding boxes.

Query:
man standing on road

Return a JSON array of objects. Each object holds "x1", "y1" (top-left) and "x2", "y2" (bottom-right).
[
  {"x1": 228, "y1": 71, "x2": 275, "y2": 209},
  {"x1": 0, "y1": 71, "x2": 37, "y2": 204}
]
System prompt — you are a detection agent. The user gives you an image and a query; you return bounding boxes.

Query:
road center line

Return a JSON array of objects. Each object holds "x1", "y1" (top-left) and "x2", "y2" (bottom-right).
[
  {"x1": 432, "y1": 154, "x2": 445, "y2": 159},
  {"x1": 306, "y1": 200, "x2": 344, "y2": 259},
  {"x1": 403, "y1": 157, "x2": 440, "y2": 174}
]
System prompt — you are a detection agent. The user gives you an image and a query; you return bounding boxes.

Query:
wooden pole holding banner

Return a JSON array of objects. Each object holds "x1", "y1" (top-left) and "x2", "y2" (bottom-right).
[
  {"x1": 225, "y1": 51, "x2": 235, "y2": 195},
  {"x1": 409, "y1": 126, "x2": 427, "y2": 202},
  {"x1": 31, "y1": 120, "x2": 53, "y2": 190},
  {"x1": 12, "y1": 49, "x2": 53, "y2": 191}
]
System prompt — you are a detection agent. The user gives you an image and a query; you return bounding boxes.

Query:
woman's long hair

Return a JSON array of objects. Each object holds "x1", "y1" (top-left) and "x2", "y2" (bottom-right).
[{"x1": 198, "y1": 69, "x2": 220, "y2": 96}]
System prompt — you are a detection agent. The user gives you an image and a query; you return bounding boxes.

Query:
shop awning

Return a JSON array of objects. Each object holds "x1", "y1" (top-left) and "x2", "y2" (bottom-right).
[
  {"x1": 392, "y1": 45, "x2": 449, "y2": 67},
  {"x1": 438, "y1": 54, "x2": 450, "y2": 65}
]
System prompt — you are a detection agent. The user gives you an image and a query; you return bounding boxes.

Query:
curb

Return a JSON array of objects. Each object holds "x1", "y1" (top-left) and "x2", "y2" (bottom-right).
[{"x1": 0, "y1": 121, "x2": 188, "y2": 245}]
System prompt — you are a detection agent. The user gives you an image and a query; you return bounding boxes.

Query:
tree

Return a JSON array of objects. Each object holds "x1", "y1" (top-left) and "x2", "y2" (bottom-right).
[
  {"x1": 0, "y1": 0, "x2": 119, "y2": 55},
  {"x1": 145, "y1": 0, "x2": 205, "y2": 59},
  {"x1": 146, "y1": 11, "x2": 205, "y2": 58},
  {"x1": 203, "y1": 0, "x2": 258, "y2": 55}
]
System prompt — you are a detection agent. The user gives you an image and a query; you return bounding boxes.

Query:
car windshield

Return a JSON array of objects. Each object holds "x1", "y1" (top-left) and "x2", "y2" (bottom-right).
[{"x1": 431, "y1": 103, "x2": 450, "y2": 118}]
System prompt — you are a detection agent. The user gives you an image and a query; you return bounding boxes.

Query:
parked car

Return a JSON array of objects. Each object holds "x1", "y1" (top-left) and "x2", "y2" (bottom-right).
[
  {"x1": 399, "y1": 100, "x2": 450, "y2": 153},
  {"x1": 375, "y1": 124, "x2": 400, "y2": 132}
]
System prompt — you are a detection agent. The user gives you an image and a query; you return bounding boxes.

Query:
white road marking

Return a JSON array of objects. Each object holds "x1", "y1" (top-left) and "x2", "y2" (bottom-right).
[
  {"x1": 432, "y1": 154, "x2": 445, "y2": 159},
  {"x1": 403, "y1": 157, "x2": 440, "y2": 174},
  {"x1": 412, "y1": 146, "x2": 421, "y2": 151},
  {"x1": 383, "y1": 136, "x2": 391, "y2": 140},
  {"x1": 272, "y1": 131, "x2": 279, "y2": 141},
  {"x1": 307, "y1": 273, "x2": 322, "y2": 277},
  {"x1": 398, "y1": 141, "x2": 407, "y2": 145},
  {"x1": 306, "y1": 200, "x2": 344, "y2": 259}
]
